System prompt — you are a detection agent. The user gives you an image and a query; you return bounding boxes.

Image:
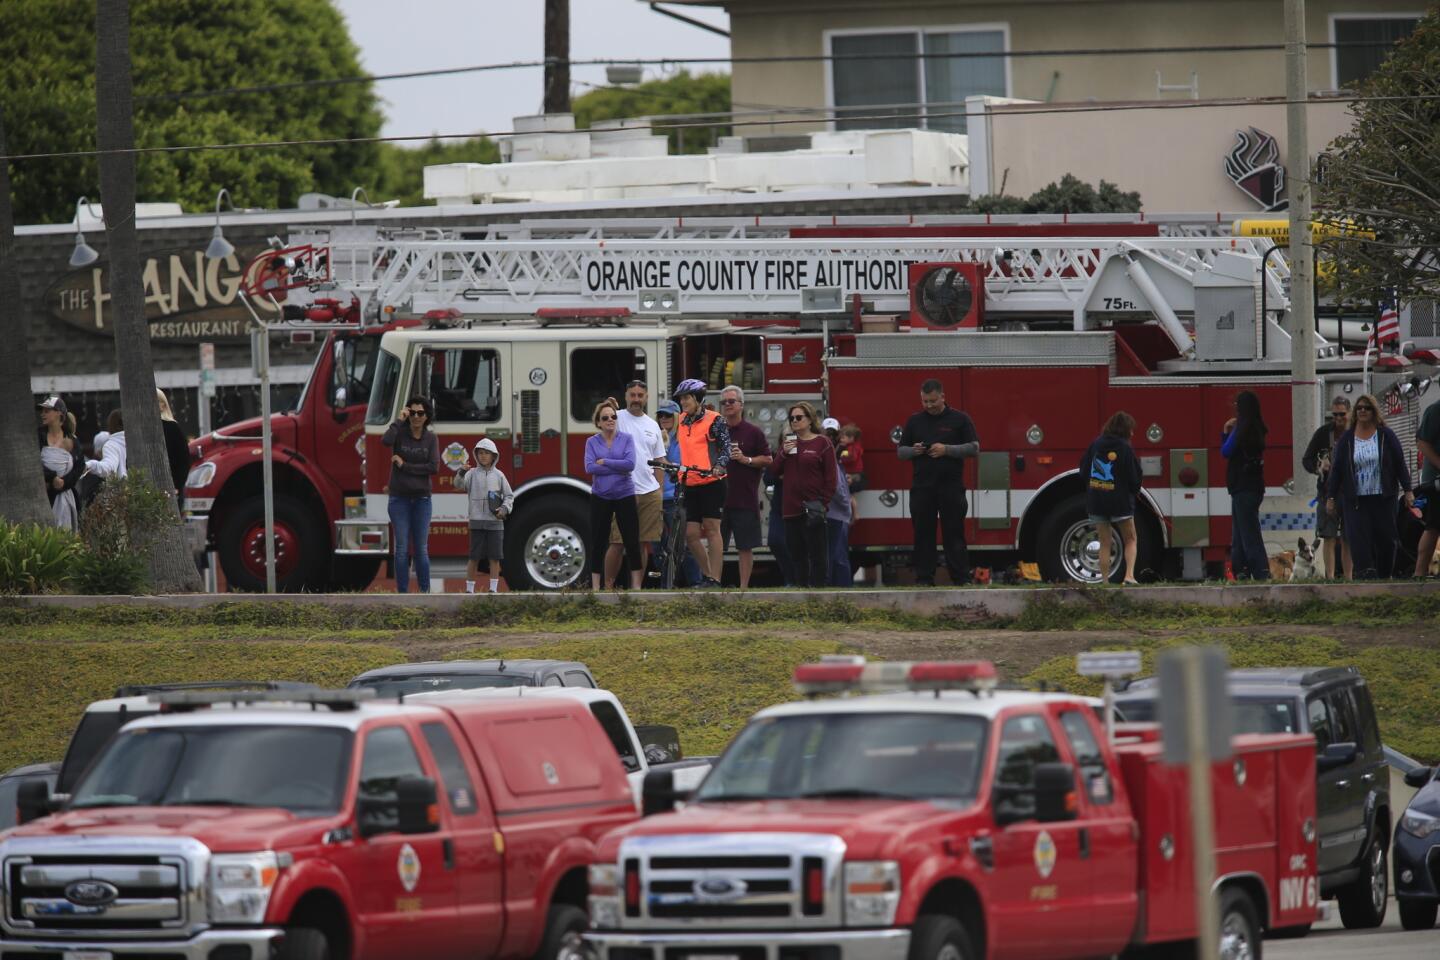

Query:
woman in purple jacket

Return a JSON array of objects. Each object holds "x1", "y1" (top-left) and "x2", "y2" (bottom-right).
[{"x1": 585, "y1": 399, "x2": 643, "y2": 590}]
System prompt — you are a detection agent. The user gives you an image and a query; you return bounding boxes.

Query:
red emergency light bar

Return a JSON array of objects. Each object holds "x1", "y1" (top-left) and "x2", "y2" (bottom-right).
[{"x1": 793, "y1": 659, "x2": 997, "y2": 696}]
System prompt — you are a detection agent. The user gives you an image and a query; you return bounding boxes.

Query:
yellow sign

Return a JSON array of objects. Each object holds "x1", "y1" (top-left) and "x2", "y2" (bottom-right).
[{"x1": 1231, "y1": 219, "x2": 1375, "y2": 244}]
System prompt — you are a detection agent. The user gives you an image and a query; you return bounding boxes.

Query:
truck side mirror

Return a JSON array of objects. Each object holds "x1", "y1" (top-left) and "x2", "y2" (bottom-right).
[
  {"x1": 636, "y1": 724, "x2": 682, "y2": 763},
  {"x1": 642, "y1": 769, "x2": 683, "y2": 817},
  {"x1": 396, "y1": 777, "x2": 440, "y2": 835},
  {"x1": 1033, "y1": 763, "x2": 1079, "y2": 823},
  {"x1": 16, "y1": 779, "x2": 54, "y2": 825},
  {"x1": 1317, "y1": 742, "x2": 1359, "y2": 773},
  {"x1": 1404, "y1": 766, "x2": 1434, "y2": 788}
]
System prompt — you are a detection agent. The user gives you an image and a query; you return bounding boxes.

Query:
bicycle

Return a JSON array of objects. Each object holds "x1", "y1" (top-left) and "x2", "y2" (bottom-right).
[{"x1": 649, "y1": 458, "x2": 719, "y2": 589}]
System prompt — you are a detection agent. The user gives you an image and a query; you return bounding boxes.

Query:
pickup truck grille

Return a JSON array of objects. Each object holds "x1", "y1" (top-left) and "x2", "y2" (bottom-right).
[
  {"x1": 623, "y1": 833, "x2": 846, "y2": 929},
  {"x1": 6, "y1": 857, "x2": 189, "y2": 934}
]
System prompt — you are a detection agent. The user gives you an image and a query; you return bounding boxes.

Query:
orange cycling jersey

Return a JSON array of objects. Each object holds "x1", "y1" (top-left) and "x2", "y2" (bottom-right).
[{"x1": 678, "y1": 409, "x2": 723, "y2": 486}]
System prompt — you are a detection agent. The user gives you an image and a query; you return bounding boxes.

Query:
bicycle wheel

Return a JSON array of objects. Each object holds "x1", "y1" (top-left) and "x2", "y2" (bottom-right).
[{"x1": 662, "y1": 494, "x2": 685, "y2": 589}]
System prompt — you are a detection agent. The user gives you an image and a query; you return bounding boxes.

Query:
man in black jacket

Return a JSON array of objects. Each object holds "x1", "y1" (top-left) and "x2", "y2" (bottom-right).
[
  {"x1": 1302, "y1": 395, "x2": 1351, "y2": 578},
  {"x1": 897, "y1": 379, "x2": 979, "y2": 585}
]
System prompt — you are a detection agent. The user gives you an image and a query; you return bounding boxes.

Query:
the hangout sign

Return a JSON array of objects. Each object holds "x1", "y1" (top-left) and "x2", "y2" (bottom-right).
[{"x1": 45, "y1": 245, "x2": 277, "y2": 343}]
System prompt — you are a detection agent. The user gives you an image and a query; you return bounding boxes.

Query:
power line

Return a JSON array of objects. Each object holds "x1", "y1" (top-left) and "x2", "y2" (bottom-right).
[
  {"x1": 134, "y1": 41, "x2": 1403, "y2": 104},
  {"x1": 5, "y1": 92, "x2": 1437, "y2": 165}
]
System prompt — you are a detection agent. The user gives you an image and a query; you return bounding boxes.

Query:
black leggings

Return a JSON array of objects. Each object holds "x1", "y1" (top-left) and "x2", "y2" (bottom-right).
[
  {"x1": 591, "y1": 495, "x2": 641, "y2": 576},
  {"x1": 784, "y1": 516, "x2": 829, "y2": 588},
  {"x1": 1344, "y1": 494, "x2": 1399, "y2": 579}
]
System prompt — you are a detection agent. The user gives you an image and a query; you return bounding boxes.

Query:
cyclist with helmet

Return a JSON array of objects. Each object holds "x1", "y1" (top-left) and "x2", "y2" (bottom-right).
[{"x1": 673, "y1": 378, "x2": 730, "y2": 587}]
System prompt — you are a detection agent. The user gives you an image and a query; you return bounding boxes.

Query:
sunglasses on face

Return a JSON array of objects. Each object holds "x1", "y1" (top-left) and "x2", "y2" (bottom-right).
[
  {"x1": 1355, "y1": 405, "x2": 1375, "y2": 412},
  {"x1": 721, "y1": 398, "x2": 741, "y2": 405},
  {"x1": 407, "y1": 409, "x2": 426, "y2": 418},
  {"x1": 789, "y1": 413, "x2": 807, "y2": 422},
  {"x1": 599, "y1": 415, "x2": 617, "y2": 422}
]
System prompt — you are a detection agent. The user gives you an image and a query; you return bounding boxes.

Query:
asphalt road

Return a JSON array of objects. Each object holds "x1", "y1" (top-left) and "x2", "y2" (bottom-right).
[{"x1": 1267, "y1": 905, "x2": 1433, "y2": 959}]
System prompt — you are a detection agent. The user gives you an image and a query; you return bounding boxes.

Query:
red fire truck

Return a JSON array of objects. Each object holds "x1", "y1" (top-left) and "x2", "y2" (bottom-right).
[
  {"x1": 183, "y1": 215, "x2": 1431, "y2": 590},
  {"x1": 584, "y1": 658, "x2": 1321, "y2": 960}
]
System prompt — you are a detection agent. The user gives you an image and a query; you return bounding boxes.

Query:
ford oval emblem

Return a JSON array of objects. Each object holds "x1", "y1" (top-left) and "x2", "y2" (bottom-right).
[
  {"x1": 693, "y1": 876, "x2": 747, "y2": 903},
  {"x1": 64, "y1": 880, "x2": 119, "y2": 907}
]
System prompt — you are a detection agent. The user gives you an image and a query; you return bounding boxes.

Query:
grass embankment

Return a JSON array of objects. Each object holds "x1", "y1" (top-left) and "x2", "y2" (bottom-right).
[{"x1": 3, "y1": 591, "x2": 1438, "y2": 770}]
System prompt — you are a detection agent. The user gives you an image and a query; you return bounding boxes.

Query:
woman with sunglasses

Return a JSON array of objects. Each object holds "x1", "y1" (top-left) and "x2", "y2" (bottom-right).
[
  {"x1": 772, "y1": 401, "x2": 837, "y2": 588},
  {"x1": 383, "y1": 395, "x2": 440, "y2": 592},
  {"x1": 585, "y1": 398, "x2": 643, "y2": 590},
  {"x1": 1326, "y1": 393, "x2": 1414, "y2": 579}
]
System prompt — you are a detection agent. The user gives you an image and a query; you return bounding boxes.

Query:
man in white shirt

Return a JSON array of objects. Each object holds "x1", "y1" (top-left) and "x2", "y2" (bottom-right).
[{"x1": 604, "y1": 379, "x2": 667, "y2": 587}]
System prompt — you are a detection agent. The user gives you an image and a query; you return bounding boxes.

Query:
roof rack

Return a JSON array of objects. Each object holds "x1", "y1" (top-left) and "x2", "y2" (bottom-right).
[
  {"x1": 150, "y1": 688, "x2": 378, "y2": 713},
  {"x1": 114, "y1": 680, "x2": 321, "y2": 698}
]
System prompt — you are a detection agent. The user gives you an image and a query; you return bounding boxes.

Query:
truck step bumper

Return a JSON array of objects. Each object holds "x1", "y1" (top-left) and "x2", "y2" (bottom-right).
[
  {"x1": 585, "y1": 929, "x2": 910, "y2": 960},
  {"x1": 0, "y1": 926, "x2": 284, "y2": 960}
]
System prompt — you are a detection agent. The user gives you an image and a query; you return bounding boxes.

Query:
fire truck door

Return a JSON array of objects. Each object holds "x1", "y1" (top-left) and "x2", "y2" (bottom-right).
[
  {"x1": 410, "y1": 342, "x2": 513, "y2": 526},
  {"x1": 510, "y1": 341, "x2": 563, "y2": 484},
  {"x1": 987, "y1": 712, "x2": 1095, "y2": 960},
  {"x1": 562, "y1": 340, "x2": 660, "y2": 477}
]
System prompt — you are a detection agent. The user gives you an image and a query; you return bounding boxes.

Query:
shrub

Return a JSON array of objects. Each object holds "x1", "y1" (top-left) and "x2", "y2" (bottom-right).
[
  {"x1": 72, "y1": 552, "x2": 149, "y2": 596},
  {"x1": 76, "y1": 472, "x2": 176, "y2": 595},
  {"x1": 0, "y1": 524, "x2": 83, "y2": 595}
]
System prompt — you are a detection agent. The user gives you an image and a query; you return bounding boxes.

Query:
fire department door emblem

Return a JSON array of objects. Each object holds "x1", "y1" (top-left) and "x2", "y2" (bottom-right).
[
  {"x1": 1033, "y1": 831, "x2": 1057, "y2": 879},
  {"x1": 1224, "y1": 127, "x2": 1288, "y2": 211},
  {"x1": 398, "y1": 843, "x2": 421, "y2": 892},
  {"x1": 442, "y1": 442, "x2": 469, "y2": 472}
]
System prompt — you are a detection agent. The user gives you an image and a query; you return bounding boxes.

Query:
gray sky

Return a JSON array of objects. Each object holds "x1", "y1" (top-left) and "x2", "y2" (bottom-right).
[{"x1": 335, "y1": 0, "x2": 731, "y2": 141}]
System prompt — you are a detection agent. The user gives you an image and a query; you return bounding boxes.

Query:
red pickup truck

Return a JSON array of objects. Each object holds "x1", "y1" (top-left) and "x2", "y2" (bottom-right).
[
  {"x1": 3, "y1": 689, "x2": 636, "y2": 960},
  {"x1": 586, "y1": 659, "x2": 1319, "y2": 960}
]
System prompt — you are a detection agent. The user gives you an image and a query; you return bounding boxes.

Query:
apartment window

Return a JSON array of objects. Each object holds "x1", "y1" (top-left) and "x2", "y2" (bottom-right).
[
  {"x1": 1332, "y1": 16, "x2": 1420, "y2": 88},
  {"x1": 830, "y1": 27, "x2": 1007, "y2": 133}
]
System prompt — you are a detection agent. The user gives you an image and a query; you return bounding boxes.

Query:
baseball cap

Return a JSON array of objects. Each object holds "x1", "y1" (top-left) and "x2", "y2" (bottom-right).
[
  {"x1": 657, "y1": 400, "x2": 680, "y2": 416},
  {"x1": 473, "y1": 438, "x2": 499, "y2": 455},
  {"x1": 821, "y1": 417, "x2": 841, "y2": 431},
  {"x1": 38, "y1": 396, "x2": 67, "y2": 415}
]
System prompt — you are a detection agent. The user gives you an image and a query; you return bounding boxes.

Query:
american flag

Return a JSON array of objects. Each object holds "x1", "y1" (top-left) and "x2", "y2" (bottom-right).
[{"x1": 1375, "y1": 302, "x2": 1401, "y2": 345}]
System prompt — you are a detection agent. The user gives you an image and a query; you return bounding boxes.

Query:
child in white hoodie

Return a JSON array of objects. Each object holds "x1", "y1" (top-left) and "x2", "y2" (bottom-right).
[{"x1": 455, "y1": 438, "x2": 515, "y2": 593}]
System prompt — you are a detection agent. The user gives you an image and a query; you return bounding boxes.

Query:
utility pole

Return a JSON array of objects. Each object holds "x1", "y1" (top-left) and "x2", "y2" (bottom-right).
[
  {"x1": 543, "y1": 0, "x2": 570, "y2": 114},
  {"x1": 1285, "y1": 0, "x2": 1317, "y2": 489}
]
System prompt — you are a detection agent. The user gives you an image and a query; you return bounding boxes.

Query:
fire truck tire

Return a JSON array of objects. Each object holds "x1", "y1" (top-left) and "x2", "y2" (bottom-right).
[
  {"x1": 907, "y1": 914, "x2": 976, "y2": 960},
  {"x1": 217, "y1": 494, "x2": 326, "y2": 593},
  {"x1": 1398, "y1": 898, "x2": 1438, "y2": 931},
  {"x1": 1035, "y1": 494, "x2": 1157, "y2": 584},
  {"x1": 1337, "y1": 832, "x2": 1389, "y2": 928},
  {"x1": 535, "y1": 903, "x2": 588, "y2": 960},
  {"x1": 1217, "y1": 887, "x2": 1262, "y2": 960},
  {"x1": 505, "y1": 495, "x2": 590, "y2": 591},
  {"x1": 277, "y1": 926, "x2": 330, "y2": 960}
]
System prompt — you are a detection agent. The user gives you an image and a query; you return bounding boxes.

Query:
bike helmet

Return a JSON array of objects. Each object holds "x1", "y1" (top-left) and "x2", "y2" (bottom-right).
[{"x1": 672, "y1": 378, "x2": 707, "y2": 400}]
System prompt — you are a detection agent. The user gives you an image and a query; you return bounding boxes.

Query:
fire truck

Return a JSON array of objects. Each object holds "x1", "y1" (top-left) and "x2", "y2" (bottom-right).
[
  {"x1": 584, "y1": 658, "x2": 1321, "y2": 960},
  {"x1": 182, "y1": 215, "x2": 1432, "y2": 590}
]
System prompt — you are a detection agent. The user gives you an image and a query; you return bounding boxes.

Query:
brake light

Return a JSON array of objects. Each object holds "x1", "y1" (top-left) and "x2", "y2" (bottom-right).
[
  {"x1": 793, "y1": 658, "x2": 998, "y2": 695},
  {"x1": 803, "y1": 857, "x2": 825, "y2": 916},
  {"x1": 624, "y1": 859, "x2": 641, "y2": 917}
]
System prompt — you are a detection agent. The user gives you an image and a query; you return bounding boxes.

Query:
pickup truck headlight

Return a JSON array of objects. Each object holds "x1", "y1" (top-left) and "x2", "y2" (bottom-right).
[
  {"x1": 588, "y1": 863, "x2": 622, "y2": 929},
  {"x1": 843, "y1": 861, "x2": 900, "y2": 927},
  {"x1": 1402, "y1": 810, "x2": 1440, "y2": 839},
  {"x1": 186, "y1": 462, "x2": 217, "y2": 489},
  {"x1": 209, "y1": 852, "x2": 280, "y2": 923}
]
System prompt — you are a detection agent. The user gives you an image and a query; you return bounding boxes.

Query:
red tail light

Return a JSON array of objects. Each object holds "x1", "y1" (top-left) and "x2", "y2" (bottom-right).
[
  {"x1": 624, "y1": 859, "x2": 641, "y2": 917},
  {"x1": 802, "y1": 857, "x2": 824, "y2": 916}
]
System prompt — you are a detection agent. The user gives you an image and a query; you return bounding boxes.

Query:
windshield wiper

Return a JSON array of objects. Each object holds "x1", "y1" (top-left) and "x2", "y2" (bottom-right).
[
  {"x1": 794, "y1": 788, "x2": 913, "y2": 800},
  {"x1": 694, "y1": 793, "x2": 769, "y2": 803}
]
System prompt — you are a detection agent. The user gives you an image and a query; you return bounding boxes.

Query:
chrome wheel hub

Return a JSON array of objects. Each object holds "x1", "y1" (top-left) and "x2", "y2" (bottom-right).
[
  {"x1": 1219, "y1": 914, "x2": 1253, "y2": 960},
  {"x1": 1058, "y1": 519, "x2": 1122, "y2": 583},
  {"x1": 525, "y1": 523, "x2": 585, "y2": 590}
]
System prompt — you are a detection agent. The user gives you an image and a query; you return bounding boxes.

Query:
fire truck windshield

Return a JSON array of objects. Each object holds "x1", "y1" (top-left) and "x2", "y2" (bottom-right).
[
  {"x1": 366, "y1": 347, "x2": 404, "y2": 425},
  {"x1": 70, "y1": 726, "x2": 353, "y2": 815},
  {"x1": 695, "y1": 712, "x2": 988, "y2": 803}
]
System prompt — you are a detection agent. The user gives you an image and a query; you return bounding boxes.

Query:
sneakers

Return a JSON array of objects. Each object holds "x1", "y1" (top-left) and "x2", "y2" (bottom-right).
[{"x1": 696, "y1": 577, "x2": 722, "y2": 589}]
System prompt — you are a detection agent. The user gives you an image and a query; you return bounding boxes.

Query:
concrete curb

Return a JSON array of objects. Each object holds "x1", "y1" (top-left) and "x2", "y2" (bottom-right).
[{"x1": 8, "y1": 581, "x2": 1434, "y2": 619}]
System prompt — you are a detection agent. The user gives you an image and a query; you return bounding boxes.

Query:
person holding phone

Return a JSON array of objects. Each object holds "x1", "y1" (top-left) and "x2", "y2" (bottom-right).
[
  {"x1": 382, "y1": 395, "x2": 440, "y2": 593},
  {"x1": 897, "y1": 379, "x2": 979, "y2": 586}
]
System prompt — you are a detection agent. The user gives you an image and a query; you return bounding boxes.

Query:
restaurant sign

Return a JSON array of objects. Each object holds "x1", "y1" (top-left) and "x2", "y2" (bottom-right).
[{"x1": 45, "y1": 246, "x2": 279, "y2": 343}]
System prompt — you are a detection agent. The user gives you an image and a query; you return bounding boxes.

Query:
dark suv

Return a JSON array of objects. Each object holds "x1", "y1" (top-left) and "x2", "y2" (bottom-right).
[{"x1": 1115, "y1": 666, "x2": 1391, "y2": 929}]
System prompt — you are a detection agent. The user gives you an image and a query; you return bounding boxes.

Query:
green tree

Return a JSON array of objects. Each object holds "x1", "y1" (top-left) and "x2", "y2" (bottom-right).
[
  {"x1": 0, "y1": 0, "x2": 383, "y2": 224},
  {"x1": 572, "y1": 71, "x2": 731, "y2": 155},
  {"x1": 971, "y1": 175, "x2": 1143, "y2": 214},
  {"x1": 374, "y1": 138, "x2": 500, "y2": 208},
  {"x1": 1318, "y1": 9, "x2": 1440, "y2": 303}
]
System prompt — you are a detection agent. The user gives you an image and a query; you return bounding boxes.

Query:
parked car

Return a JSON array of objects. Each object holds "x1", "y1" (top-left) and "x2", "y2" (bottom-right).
[
  {"x1": 0, "y1": 763, "x2": 58, "y2": 831},
  {"x1": 6, "y1": 687, "x2": 636, "y2": 960},
  {"x1": 1395, "y1": 765, "x2": 1440, "y2": 929},
  {"x1": 1115, "y1": 665, "x2": 1391, "y2": 928},
  {"x1": 349, "y1": 659, "x2": 597, "y2": 697},
  {"x1": 411, "y1": 686, "x2": 713, "y2": 808}
]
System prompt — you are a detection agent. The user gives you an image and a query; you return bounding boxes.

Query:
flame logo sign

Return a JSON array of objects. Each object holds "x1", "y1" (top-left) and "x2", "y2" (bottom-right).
[{"x1": 1224, "y1": 127, "x2": 1288, "y2": 211}]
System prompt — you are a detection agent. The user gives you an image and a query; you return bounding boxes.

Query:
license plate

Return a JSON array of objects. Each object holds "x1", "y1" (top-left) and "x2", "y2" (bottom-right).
[{"x1": 63, "y1": 952, "x2": 112, "y2": 960}]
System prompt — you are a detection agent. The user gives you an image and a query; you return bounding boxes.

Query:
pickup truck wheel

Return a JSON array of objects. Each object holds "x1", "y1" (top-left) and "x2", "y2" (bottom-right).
[
  {"x1": 907, "y1": 914, "x2": 976, "y2": 960},
  {"x1": 1337, "y1": 832, "x2": 1389, "y2": 928},
  {"x1": 535, "y1": 903, "x2": 588, "y2": 960},
  {"x1": 278, "y1": 926, "x2": 330, "y2": 960},
  {"x1": 1218, "y1": 887, "x2": 1261, "y2": 960},
  {"x1": 505, "y1": 495, "x2": 589, "y2": 591},
  {"x1": 1398, "y1": 898, "x2": 1438, "y2": 930},
  {"x1": 217, "y1": 494, "x2": 324, "y2": 592}
]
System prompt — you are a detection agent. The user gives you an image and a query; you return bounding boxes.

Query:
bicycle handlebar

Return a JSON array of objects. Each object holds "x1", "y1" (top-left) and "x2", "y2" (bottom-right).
[{"x1": 648, "y1": 458, "x2": 720, "y2": 478}]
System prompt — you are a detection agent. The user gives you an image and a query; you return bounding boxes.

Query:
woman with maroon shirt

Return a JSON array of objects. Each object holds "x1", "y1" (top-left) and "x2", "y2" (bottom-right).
[{"x1": 773, "y1": 401, "x2": 837, "y2": 588}]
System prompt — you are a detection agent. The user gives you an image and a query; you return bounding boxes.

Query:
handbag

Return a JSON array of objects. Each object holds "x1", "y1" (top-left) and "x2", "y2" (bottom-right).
[{"x1": 803, "y1": 498, "x2": 827, "y2": 528}]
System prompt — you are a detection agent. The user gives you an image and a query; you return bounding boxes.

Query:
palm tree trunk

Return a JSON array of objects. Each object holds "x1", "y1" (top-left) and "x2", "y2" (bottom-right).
[
  {"x1": 95, "y1": 0, "x2": 199, "y2": 591},
  {"x1": 0, "y1": 102, "x2": 52, "y2": 526}
]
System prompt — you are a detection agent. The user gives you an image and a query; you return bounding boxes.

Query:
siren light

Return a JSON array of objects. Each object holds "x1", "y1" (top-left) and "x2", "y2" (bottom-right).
[{"x1": 792, "y1": 658, "x2": 997, "y2": 696}]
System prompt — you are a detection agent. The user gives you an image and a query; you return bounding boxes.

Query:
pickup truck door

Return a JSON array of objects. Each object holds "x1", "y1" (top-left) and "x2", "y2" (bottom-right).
[
  {"x1": 986, "y1": 711, "x2": 1094, "y2": 960},
  {"x1": 1307, "y1": 694, "x2": 1363, "y2": 878},
  {"x1": 351, "y1": 722, "x2": 461, "y2": 960},
  {"x1": 419, "y1": 719, "x2": 505, "y2": 959}
]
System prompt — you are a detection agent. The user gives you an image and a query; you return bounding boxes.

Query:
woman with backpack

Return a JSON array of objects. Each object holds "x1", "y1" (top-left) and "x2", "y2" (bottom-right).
[
  {"x1": 1326, "y1": 393, "x2": 1414, "y2": 579},
  {"x1": 1081, "y1": 411, "x2": 1143, "y2": 584},
  {"x1": 1222, "y1": 390, "x2": 1270, "y2": 580}
]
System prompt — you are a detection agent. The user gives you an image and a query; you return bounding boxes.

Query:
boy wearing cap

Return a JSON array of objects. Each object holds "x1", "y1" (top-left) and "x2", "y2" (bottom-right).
[{"x1": 455, "y1": 438, "x2": 514, "y2": 593}]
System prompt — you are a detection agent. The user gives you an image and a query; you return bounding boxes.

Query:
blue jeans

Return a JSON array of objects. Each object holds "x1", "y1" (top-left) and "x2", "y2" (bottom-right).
[
  {"x1": 389, "y1": 495, "x2": 433, "y2": 593},
  {"x1": 1230, "y1": 490, "x2": 1269, "y2": 580},
  {"x1": 827, "y1": 518, "x2": 852, "y2": 587}
]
